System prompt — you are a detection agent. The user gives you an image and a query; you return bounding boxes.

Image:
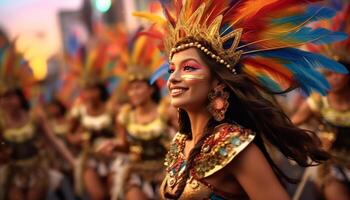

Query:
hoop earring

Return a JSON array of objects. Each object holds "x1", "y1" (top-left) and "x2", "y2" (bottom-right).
[{"x1": 207, "y1": 85, "x2": 229, "y2": 121}]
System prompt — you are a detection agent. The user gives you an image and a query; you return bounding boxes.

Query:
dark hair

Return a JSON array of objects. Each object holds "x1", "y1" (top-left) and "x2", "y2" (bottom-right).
[
  {"x1": 85, "y1": 82, "x2": 110, "y2": 102},
  {"x1": 3, "y1": 88, "x2": 30, "y2": 111},
  {"x1": 169, "y1": 43, "x2": 330, "y2": 198}
]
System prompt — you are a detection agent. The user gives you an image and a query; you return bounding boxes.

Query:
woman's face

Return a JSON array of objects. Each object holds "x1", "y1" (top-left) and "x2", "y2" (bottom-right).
[
  {"x1": 167, "y1": 48, "x2": 217, "y2": 111},
  {"x1": 0, "y1": 93, "x2": 22, "y2": 112},
  {"x1": 127, "y1": 80, "x2": 154, "y2": 107},
  {"x1": 324, "y1": 71, "x2": 350, "y2": 92},
  {"x1": 83, "y1": 86, "x2": 102, "y2": 105}
]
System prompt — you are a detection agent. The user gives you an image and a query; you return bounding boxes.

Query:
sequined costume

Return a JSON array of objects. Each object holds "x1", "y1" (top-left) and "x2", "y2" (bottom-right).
[
  {"x1": 159, "y1": 123, "x2": 254, "y2": 200},
  {"x1": 71, "y1": 105, "x2": 117, "y2": 194},
  {"x1": 118, "y1": 104, "x2": 170, "y2": 198},
  {"x1": 0, "y1": 118, "x2": 48, "y2": 200}
]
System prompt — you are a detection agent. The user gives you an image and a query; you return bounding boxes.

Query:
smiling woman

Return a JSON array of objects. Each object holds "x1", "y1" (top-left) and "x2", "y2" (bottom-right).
[
  {"x1": 134, "y1": 0, "x2": 349, "y2": 199},
  {"x1": 168, "y1": 49, "x2": 213, "y2": 110}
]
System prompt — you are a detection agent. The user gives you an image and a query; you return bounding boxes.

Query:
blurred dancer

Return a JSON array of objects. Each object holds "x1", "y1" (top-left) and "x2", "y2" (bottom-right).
[
  {"x1": 66, "y1": 37, "x2": 123, "y2": 200},
  {"x1": 0, "y1": 44, "x2": 74, "y2": 200},
  {"x1": 99, "y1": 32, "x2": 178, "y2": 200}
]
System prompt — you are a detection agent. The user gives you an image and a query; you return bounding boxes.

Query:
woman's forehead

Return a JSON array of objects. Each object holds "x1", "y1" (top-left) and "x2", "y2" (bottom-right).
[{"x1": 170, "y1": 48, "x2": 206, "y2": 66}]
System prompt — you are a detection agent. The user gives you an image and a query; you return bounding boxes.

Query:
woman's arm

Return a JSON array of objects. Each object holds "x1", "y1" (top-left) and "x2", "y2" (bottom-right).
[
  {"x1": 96, "y1": 117, "x2": 129, "y2": 156},
  {"x1": 35, "y1": 108, "x2": 76, "y2": 167},
  {"x1": 229, "y1": 143, "x2": 290, "y2": 200}
]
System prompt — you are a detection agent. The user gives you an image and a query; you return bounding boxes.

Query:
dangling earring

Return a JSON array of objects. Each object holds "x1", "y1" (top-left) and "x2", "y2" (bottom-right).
[{"x1": 207, "y1": 85, "x2": 229, "y2": 121}]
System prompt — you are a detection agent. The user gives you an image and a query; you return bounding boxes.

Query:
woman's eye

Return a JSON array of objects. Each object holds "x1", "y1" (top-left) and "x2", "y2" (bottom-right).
[
  {"x1": 168, "y1": 68, "x2": 174, "y2": 74},
  {"x1": 183, "y1": 66, "x2": 196, "y2": 71}
]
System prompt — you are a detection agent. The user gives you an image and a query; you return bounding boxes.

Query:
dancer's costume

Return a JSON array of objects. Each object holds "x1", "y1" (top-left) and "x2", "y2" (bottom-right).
[
  {"x1": 134, "y1": 0, "x2": 348, "y2": 199},
  {"x1": 114, "y1": 29, "x2": 172, "y2": 199},
  {"x1": 65, "y1": 25, "x2": 126, "y2": 195},
  {"x1": 0, "y1": 43, "x2": 48, "y2": 200}
]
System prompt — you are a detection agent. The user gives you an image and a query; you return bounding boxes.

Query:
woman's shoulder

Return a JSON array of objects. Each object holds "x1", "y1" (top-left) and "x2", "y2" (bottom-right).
[
  {"x1": 193, "y1": 123, "x2": 255, "y2": 178},
  {"x1": 117, "y1": 104, "x2": 133, "y2": 125}
]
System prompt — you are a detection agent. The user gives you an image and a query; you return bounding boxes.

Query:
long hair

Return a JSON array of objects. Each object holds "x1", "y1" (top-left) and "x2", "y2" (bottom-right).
[{"x1": 169, "y1": 44, "x2": 330, "y2": 198}]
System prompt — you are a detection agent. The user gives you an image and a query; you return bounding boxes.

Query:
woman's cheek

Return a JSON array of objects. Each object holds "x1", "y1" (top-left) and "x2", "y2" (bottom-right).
[{"x1": 181, "y1": 74, "x2": 205, "y2": 82}]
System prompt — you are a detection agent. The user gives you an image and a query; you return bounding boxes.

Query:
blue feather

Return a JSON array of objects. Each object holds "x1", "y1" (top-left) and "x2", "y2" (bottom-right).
[
  {"x1": 259, "y1": 48, "x2": 348, "y2": 73},
  {"x1": 256, "y1": 48, "x2": 348, "y2": 95},
  {"x1": 273, "y1": 6, "x2": 336, "y2": 26},
  {"x1": 286, "y1": 62, "x2": 330, "y2": 95},
  {"x1": 150, "y1": 62, "x2": 169, "y2": 84},
  {"x1": 283, "y1": 27, "x2": 347, "y2": 45},
  {"x1": 257, "y1": 75, "x2": 283, "y2": 92}
]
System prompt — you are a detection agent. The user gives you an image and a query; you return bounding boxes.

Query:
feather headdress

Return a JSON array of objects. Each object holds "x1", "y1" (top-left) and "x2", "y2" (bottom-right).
[
  {"x1": 125, "y1": 27, "x2": 167, "y2": 83},
  {"x1": 65, "y1": 24, "x2": 127, "y2": 89},
  {"x1": 0, "y1": 42, "x2": 34, "y2": 95},
  {"x1": 306, "y1": 0, "x2": 350, "y2": 64},
  {"x1": 134, "y1": 0, "x2": 348, "y2": 95}
]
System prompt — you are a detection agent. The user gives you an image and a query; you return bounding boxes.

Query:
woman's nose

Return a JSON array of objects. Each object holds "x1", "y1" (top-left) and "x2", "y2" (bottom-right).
[{"x1": 168, "y1": 70, "x2": 182, "y2": 83}]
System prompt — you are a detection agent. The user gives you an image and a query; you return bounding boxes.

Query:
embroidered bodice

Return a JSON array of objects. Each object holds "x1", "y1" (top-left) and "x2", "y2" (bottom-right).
[
  {"x1": 0, "y1": 120, "x2": 39, "y2": 160},
  {"x1": 71, "y1": 105, "x2": 115, "y2": 142},
  {"x1": 307, "y1": 93, "x2": 350, "y2": 127},
  {"x1": 161, "y1": 123, "x2": 255, "y2": 200},
  {"x1": 118, "y1": 104, "x2": 169, "y2": 160},
  {"x1": 51, "y1": 120, "x2": 69, "y2": 137}
]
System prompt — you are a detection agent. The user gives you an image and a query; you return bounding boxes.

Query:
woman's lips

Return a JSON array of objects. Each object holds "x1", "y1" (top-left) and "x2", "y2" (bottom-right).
[{"x1": 170, "y1": 87, "x2": 188, "y2": 97}]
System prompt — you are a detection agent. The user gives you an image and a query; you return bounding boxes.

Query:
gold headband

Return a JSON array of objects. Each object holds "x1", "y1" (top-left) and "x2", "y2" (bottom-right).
[{"x1": 169, "y1": 41, "x2": 237, "y2": 74}]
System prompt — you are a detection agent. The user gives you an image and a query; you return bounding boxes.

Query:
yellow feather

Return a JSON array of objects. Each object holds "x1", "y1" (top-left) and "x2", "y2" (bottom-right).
[
  {"x1": 133, "y1": 12, "x2": 166, "y2": 25},
  {"x1": 131, "y1": 36, "x2": 147, "y2": 66}
]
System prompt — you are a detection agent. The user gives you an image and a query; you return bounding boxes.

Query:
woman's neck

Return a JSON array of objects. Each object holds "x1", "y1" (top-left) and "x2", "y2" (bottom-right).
[
  {"x1": 86, "y1": 101, "x2": 105, "y2": 115},
  {"x1": 186, "y1": 109, "x2": 212, "y2": 145},
  {"x1": 5, "y1": 109, "x2": 27, "y2": 126},
  {"x1": 135, "y1": 100, "x2": 156, "y2": 115}
]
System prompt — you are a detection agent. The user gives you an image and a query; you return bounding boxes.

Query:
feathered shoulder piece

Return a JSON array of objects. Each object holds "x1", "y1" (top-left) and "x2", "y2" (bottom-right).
[{"x1": 134, "y1": 0, "x2": 348, "y2": 95}]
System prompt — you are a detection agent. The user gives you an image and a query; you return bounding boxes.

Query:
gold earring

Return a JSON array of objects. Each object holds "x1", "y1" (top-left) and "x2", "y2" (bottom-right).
[{"x1": 207, "y1": 85, "x2": 229, "y2": 121}]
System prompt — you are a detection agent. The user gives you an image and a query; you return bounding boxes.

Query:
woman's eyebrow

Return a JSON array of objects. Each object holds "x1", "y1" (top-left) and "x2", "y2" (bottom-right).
[{"x1": 170, "y1": 58, "x2": 198, "y2": 67}]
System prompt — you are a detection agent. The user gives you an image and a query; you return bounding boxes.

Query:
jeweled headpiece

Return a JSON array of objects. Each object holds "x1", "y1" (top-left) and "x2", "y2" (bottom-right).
[{"x1": 134, "y1": 0, "x2": 348, "y2": 95}]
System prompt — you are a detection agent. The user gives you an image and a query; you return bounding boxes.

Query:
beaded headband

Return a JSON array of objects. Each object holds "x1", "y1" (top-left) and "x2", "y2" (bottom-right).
[{"x1": 170, "y1": 41, "x2": 237, "y2": 74}]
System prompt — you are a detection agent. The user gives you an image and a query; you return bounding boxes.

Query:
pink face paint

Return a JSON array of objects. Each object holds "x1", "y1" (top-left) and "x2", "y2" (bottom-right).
[{"x1": 180, "y1": 60, "x2": 205, "y2": 70}]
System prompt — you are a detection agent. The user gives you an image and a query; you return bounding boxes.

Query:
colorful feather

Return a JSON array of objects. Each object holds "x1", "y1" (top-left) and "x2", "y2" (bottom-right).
[{"x1": 135, "y1": 0, "x2": 348, "y2": 95}]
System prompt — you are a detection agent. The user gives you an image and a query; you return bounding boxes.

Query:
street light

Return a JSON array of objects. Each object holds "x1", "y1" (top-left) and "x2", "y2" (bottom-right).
[{"x1": 94, "y1": 0, "x2": 112, "y2": 13}]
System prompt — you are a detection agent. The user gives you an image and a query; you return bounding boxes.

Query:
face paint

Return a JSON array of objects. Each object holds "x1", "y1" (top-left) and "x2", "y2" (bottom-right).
[{"x1": 181, "y1": 74, "x2": 205, "y2": 80}]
